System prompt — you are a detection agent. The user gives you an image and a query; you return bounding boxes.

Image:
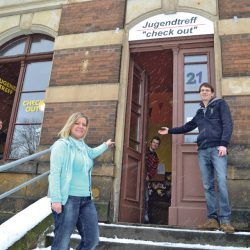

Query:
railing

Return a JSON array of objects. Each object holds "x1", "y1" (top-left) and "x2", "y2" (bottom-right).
[{"x1": 0, "y1": 148, "x2": 51, "y2": 201}]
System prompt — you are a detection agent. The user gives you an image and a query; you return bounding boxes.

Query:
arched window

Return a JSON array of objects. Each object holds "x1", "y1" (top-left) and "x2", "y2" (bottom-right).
[{"x1": 0, "y1": 34, "x2": 54, "y2": 159}]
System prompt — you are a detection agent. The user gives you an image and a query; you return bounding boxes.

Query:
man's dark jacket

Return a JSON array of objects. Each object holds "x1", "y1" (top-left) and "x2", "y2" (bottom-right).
[{"x1": 169, "y1": 98, "x2": 233, "y2": 150}]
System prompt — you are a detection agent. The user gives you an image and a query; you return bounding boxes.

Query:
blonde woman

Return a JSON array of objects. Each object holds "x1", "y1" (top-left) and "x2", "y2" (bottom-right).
[{"x1": 48, "y1": 112, "x2": 114, "y2": 250}]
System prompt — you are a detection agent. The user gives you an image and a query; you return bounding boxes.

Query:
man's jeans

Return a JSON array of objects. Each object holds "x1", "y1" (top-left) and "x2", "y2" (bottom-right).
[
  {"x1": 51, "y1": 196, "x2": 99, "y2": 250},
  {"x1": 198, "y1": 147, "x2": 231, "y2": 224}
]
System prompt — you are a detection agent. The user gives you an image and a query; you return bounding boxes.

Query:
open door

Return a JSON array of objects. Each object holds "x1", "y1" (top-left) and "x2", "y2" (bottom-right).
[
  {"x1": 119, "y1": 57, "x2": 148, "y2": 223},
  {"x1": 169, "y1": 45, "x2": 215, "y2": 226}
]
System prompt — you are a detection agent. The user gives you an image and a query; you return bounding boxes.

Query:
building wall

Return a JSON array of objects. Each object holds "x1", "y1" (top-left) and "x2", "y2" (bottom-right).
[
  {"x1": 218, "y1": 0, "x2": 250, "y2": 228},
  {"x1": 41, "y1": 0, "x2": 126, "y2": 221}
]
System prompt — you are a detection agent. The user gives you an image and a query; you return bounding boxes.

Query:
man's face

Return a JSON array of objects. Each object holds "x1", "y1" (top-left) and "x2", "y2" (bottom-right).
[
  {"x1": 199, "y1": 86, "x2": 214, "y2": 102},
  {"x1": 0, "y1": 121, "x2": 2, "y2": 130},
  {"x1": 150, "y1": 139, "x2": 160, "y2": 151}
]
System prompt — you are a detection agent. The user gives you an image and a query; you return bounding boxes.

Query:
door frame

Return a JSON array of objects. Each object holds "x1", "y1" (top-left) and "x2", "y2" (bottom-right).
[{"x1": 119, "y1": 35, "x2": 215, "y2": 225}]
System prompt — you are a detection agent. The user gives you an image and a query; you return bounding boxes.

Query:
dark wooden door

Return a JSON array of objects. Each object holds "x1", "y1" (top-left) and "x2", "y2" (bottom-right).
[
  {"x1": 118, "y1": 58, "x2": 148, "y2": 223},
  {"x1": 169, "y1": 46, "x2": 215, "y2": 226}
]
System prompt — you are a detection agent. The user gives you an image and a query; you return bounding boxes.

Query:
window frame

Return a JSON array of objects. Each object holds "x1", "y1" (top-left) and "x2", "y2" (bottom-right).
[{"x1": 0, "y1": 34, "x2": 54, "y2": 160}]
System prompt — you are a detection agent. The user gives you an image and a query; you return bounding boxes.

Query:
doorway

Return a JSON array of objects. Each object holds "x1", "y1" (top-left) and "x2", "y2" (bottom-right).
[
  {"x1": 119, "y1": 49, "x2": 173, "y2": 225},
  {"x1": 119, "y1": 35, "x2": 214, "y2": 226},
  {"x1": 133, "y1": 50, "x2": 173, "y2": 225}
]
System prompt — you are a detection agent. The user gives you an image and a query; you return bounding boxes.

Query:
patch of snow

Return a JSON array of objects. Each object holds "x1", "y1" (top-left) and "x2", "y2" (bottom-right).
[
  {"x1": 0, "y1": 197, "x2": 51, "y2": 250},
  {"x1": 45, "y1": 233, "x2": 249, "y2": 250},
  {"x1": 98, "y1": 237, "x2": 249, "y2": 249},
  {"x1": 99, "y1": 222, "x2": 250, "y2": 236}
]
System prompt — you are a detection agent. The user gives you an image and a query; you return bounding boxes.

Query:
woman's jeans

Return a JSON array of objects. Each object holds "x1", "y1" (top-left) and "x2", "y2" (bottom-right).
[
  {"x1": 198, "y1": 147, "x2": 231, "y2": 224},
  {"x1": 51, "y1": 196, "x2": 99, "y2": 250}
]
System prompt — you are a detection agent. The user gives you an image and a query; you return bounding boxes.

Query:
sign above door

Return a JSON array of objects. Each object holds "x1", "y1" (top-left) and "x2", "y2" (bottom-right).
[{"x1": 129, "y1": 12, "x2": 214, "y2": 41}]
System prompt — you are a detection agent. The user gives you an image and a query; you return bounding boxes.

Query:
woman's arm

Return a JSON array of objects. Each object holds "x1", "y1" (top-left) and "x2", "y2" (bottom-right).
[
  {"x1": 86, "y1": 139, "x2": 115, "y2": 159},
  {"x1": 48, "y1": 140, "x2": 67, "y2": 205}
]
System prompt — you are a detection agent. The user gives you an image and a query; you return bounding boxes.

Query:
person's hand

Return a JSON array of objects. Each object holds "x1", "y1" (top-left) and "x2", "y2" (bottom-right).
[
  {"x1": 105, "y1": 139, "x2": 115, "y2": 148},
  {"x1": 51, "y1": 202, "x2": 62, "y2": 214},
  {"x1": 158, "y1": 127, "x2": 169, "y2": 135},
  {"x1": 218, "y1": 146, "x2": 227, "y2": 157}
]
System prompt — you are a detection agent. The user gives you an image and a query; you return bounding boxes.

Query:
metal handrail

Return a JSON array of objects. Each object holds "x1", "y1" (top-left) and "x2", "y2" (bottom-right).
[
  {"x1": 0, "y1": 148, "x2": 51, "y2": 172},
  {"x1": 0, "y1": 148, "x2": 51, "y2": 201}
]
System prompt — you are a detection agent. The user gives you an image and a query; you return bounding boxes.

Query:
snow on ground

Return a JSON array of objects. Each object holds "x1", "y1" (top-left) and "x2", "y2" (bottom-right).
[{"x1": 0, "y1": 197, "x2": 51, "y2": 250}]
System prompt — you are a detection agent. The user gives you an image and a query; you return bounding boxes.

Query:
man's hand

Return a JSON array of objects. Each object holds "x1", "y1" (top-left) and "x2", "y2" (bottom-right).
[
  {"x1": 158, "y1": 127, "x2": 169, "y2": 135},
  {"x1": 51, "y1": 202, "x2": 62, "y2": 214},
  {"x1": 218, "y1": 146, "x2": 227, "y2": 157}
]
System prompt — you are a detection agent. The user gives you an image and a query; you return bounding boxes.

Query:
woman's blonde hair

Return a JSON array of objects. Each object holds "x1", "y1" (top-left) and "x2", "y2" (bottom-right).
[{"x1": 58, "y1": 112, "x2": 89, "y2": 139}]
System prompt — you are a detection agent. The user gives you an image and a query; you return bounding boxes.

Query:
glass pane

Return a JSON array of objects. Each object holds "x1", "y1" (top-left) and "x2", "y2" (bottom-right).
[
  {"x1": 0, "y1": 38, "x2": 26, "y2": 56},
  {"x1": 132, "y1": 74, "x2": 141, "y2": 104},
  {"x1": 129, "y1": 139, "x2": 139, "y2": 151},
  {"x1": 9, "y1": 124, "x2": 41, "y2": 159},
  {"x1": 184, "y1": 93, "x2": 201, "y2": 101},
  {"x1": 129, "y1": 111, "x2": 140, "y2": 150},
  {"x1": 184, "y1": 55, "x2": 207, "y2": 63},
  {"x1": 184, "y1": 102, "x2": 199, "y2": 132},
  {"x1": 184, "y1": 64, "x2": 208, "y2": 92},
  {"x1": 184, "y1": 134, "x2": 198, "y2": 143},
  {"x1": 22, "y1": 61, "x2": 52, "y2": 91},
  {"x1": 16, "y1": 92, "x2": 46, "y2": 123},
  {"x1": 30, "y1": 37, "x2": 54, "y2": 54}
]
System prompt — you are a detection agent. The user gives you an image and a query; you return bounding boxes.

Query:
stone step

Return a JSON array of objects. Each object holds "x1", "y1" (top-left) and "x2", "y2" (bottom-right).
[
  {"x1": 98, "y1": 223, "x2": 250, "y2": 248},
  {"x1": 45, "y1": 223, "x2": 250, "y2": 249},
  {"x1": 46, "y1": 233, "x2": 249, "y2": 250}
]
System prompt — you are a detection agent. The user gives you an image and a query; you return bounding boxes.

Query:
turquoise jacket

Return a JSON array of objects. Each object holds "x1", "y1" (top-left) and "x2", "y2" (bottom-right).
[{"x1": 48, "y1": 137, "x2": 108, "y2": 205}]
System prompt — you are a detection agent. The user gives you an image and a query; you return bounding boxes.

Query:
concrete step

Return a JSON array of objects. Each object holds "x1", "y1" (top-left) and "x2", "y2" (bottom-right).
[
  {"x1": 45, "y1": 223, "x2": 250, "y2": 249},
  {"x1": 98, "y1": 223, "x2": 250, "y2": 248}
]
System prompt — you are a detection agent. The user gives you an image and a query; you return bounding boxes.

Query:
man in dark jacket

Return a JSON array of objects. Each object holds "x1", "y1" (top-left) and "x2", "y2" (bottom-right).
[
  {"x1": 144, "y1": 136, "x2": 161, "y2": 223},
  {"x1": 158, "y1": 82, "x2": 234, "y2": 233}
]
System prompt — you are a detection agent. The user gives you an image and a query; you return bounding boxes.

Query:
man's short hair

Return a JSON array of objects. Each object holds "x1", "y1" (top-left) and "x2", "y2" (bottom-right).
[
  {"x1": 199, "y1": 82, "x2": 215, "y2": 93},
  {"x1": 151, "y1": 136, "x2": 161, "y2": 145}
]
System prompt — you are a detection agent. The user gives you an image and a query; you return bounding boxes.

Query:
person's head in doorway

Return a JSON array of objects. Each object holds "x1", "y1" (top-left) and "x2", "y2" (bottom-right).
[{"x1": 149, "y1": 136, "x2": 161, "y2": 152}]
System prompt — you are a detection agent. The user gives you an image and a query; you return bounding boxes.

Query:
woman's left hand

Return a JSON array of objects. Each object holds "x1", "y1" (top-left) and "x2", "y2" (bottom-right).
[{"x1": 105, "y1": 139, "x2": 115, "y2": 148}]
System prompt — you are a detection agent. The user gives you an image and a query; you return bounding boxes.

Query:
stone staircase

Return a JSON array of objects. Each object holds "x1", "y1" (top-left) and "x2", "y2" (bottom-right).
[{"x1": 45, "y1": 223, "x2": 250, "y2": 249}]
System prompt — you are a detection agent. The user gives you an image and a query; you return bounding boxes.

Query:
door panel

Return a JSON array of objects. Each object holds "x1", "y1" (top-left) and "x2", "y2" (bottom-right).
[
  {"x1": 119, "y1": 59, "x2": 148, "y2": 223},
  {"x1": 169, "y1": 46, "x2": 215, "y2": 226}
]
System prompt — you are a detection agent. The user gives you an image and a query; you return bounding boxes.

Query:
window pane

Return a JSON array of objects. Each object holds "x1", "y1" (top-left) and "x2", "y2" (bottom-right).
[
  {"x1": 22, "y1": 61, "x2": 52, "y2": 91},
  {"x1": 30, "y1": 37, "x2": 54, "y2": 54},
  {"x1": 9, "y1": 124, "x2": 41, "y2": 158},
  {"x1": 184, "y1": 93, "x2": 201, "y2": 101},
  {"x1": 132, "y1": 73, "x2": 141, "y2": 104},
  {"x1": 184, "y1": 102, "x2": 199, "y2": 132},
  {"x1": 184, "y1": 64, "x2": 208, "y2": 92},
  {"x1": 129, "y1": 110, "x2": 140, "y2": 151},
  {"x1": 16, "y1": 92, "x2": 46, "y2": 123},
  {"x1": 0, "y1": 38, "x2": 26, "y2": 56},
  {"x1": 184, "y1": 134, "x2": 198, "y2": 143},
  {"x1": 184, "y1": 55, "x2": 207, "y2": 63}
]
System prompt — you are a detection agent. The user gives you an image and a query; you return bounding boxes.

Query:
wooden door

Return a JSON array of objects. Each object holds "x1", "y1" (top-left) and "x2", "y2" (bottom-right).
[
  {"x1": 169, "y1": 46, "x2": 215, "y2": 226},
  {"x1": 119, "y1": 58, "x2": 148, "y2": 223}
]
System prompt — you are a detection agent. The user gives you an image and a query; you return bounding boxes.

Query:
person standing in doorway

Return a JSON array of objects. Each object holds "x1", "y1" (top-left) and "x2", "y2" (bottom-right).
[
  {"x1": 0, "y1": 119, "x2": 7, "y2": 160},
  {"x1": 158, "y1": 82, "x2": 234, "y2": 233},
  {"x1": 144, "y1": 136, "x2": 161, "y2": 224},
  {"x1": 48, "y1": 112, "x2": 115, "y2": 250}
]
